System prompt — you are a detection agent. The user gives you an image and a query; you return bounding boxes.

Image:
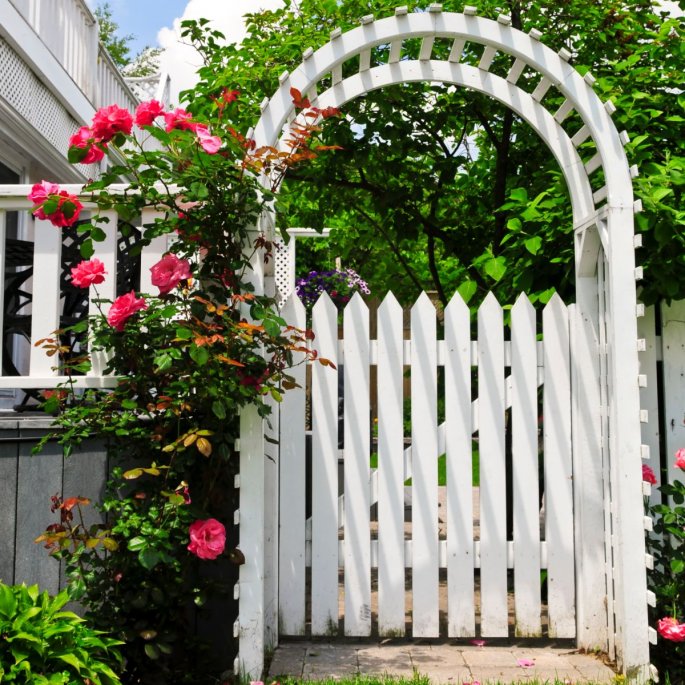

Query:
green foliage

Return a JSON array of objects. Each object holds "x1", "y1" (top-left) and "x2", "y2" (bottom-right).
[
  {"x1": 0, "y1": 582, "x2": 122, "y2": 684},
  {"x1": 94, "y1": 2, "x2": 133, "y2": 69},
  {"x1": 95, "y1": 2, "x2": 161, "y2": 76},
  {"x1": 647, "y1": 472, "x2": 685, "y2": 682},
  {"x1": 181, "y1": 0, "x2": 684, "y2": 307}
]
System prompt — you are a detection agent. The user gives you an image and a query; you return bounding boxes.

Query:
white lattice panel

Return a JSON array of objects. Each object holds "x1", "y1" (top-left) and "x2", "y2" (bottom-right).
[
  {"x1": 274, "y1": 236, "x2": 292, "y2": 308},
  {"x1": 0, "y1": 36, "x2": 95, "y2": 175}
]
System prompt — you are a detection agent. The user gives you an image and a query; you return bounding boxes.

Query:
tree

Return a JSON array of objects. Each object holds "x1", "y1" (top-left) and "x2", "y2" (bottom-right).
[
  {"x1": 95, "y1": 2, "x2": 161, "y2": 77},
  {"x1": 181, "y1": 1, "x2": 684, "y2": 308}
]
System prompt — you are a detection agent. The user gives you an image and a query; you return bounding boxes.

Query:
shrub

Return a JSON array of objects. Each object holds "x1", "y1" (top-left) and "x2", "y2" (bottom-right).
[{"x1": 0, "y1": 582, "x2": 122, "y2": 684}]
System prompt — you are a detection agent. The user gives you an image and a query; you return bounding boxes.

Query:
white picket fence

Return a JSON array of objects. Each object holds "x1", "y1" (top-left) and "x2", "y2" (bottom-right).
[
  {"x1": 277, "y1": 290, "x2": 575, "y2": 639},
  {"x1": 639, "y1": 300, "x2": 685, "y2": 505}
]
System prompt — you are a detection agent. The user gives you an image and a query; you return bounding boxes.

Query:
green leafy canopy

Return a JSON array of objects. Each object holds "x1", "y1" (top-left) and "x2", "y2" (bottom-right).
[{"x1": 182, "y1": 0, "x2": 684, "y2": 308}]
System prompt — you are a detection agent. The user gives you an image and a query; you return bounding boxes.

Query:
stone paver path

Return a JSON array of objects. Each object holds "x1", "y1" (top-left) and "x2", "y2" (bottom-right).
[{"x1": 268, "y1": 641, "x2": 617, "y2": 684}]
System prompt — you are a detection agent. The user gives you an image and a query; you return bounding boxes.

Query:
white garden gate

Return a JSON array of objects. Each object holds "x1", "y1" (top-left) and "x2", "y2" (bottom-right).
[
  {"x1": 236, "y1": 6, "x2": 652, "y2": 683},
  {"x1": 277, "y1": 289, "x2": 575, "y2": 642}
]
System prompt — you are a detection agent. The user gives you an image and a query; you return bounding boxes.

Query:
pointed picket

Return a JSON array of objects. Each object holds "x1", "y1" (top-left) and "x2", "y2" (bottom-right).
[
  {"x1": 377, "y1": 292, "x2": 405, "y2": 636},
  {"x1": 311, "y1": 292, "x2": 340, "y2": 635},
  {"x1": 278, "y1": 294, "x2": 307, "y2": 635},
  {"x1": 511, "y1": 293, "x2": 541, "y2": 636},
  {"x1": 411, "y1": 292, "x2": 439, "y2": 637},
  {"x1": 543, "y1": 294, "x2": 575, "y2": 637},
  {"x1": 478, "y1": 292, "x2": 508, "y2": 636},
  {"x1": 343, "y1": 293, "x2": 371, "y2": 636},
  {"x1": 444, "y1": 292, "x2": 475, "y2": 637}
]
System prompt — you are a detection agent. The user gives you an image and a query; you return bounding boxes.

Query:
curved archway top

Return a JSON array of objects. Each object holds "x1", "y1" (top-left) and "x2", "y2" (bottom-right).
[{"x1": 253, "y1": 7, "x2": 635, "y2": 216}]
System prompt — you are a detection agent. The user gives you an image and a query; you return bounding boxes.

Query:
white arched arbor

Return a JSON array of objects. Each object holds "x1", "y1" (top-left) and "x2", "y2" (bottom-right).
[{"x1": 237, "y1": 7, "x2": 650, "y2": 681}]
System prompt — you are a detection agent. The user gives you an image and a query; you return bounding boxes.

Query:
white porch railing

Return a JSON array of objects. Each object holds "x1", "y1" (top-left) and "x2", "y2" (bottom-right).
[
  {"x1": 7, "y1": 0, "x2": 167, "y2": 116},
  {"x1": 10, "y1": 0, "x2": 99, "y2": 102},
  {"x1": 0, "y1": 185, "x2": 171, "y2": 390}
]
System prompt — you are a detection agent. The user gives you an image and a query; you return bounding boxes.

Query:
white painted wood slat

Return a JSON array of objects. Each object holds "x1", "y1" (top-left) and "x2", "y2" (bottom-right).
[
  {"x1": 237, "y1": 404, "x2": 267, "y2": 678},
  {"x1": 29, "y1": 218, "x2": 62, "y2": 377},
  {"x1": 139, "y1": 208, "x2": 169, "y2": 294},
  {"x1": 411, "y1": 292, "x2": 439, "y2": 637},
  {"x1": 660, "y1": 300, "x2": 685, "y2": 498},
  {"x1": 310, "y1": 293, "x2": 340, "y2": 635},
  {"x1": 637, "y1": 305, "x2": 661, "y2": 507},
  {"x1": 278, "y1": 294, "x2": 307, "y2": 635},
  {"x1": 445, "y1": 293, "x2": 475, "y2": 637},
  {"x1": 419, "y1": 36, "x2": 435, "y2": 60},
  {"x1": 512, "y1": 293, "x2": 542, "y2": 636},
  {"x1": 343, "y1": 293, "x2": 371, "y2": 636},
  {"x1": 377, "y1": 293, "x2": 405, "y2": 636},
  {"x1": 89, "y1": 209, "x2": 118, "y2": 377},
  {"x1": 478, "y1": 293, "x2": 508, "y2": 636},
  {"x1": 448, "y1": 37, "x2": 465, "y2": 62},
  {"x1": 544, "y1": 294, "x2": 575, "y2": 637}
]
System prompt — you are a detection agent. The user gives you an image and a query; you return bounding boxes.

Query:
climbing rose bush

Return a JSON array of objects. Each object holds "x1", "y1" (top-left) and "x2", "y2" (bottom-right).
[
  {"x1": 648, "y1": 449, "x2": 685, "y2": 681},
  {"x1": 34, "y1": 34, "x2": 340, "y2": 683}
]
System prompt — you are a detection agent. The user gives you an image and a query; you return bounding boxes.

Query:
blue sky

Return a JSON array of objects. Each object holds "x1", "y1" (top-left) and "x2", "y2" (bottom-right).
[
  {"x1": 88, "y1": 0, "x2": 189, "y2": 54},
  {"x1": 86, "y1": 1, "x2": 283, "y2": 103}
]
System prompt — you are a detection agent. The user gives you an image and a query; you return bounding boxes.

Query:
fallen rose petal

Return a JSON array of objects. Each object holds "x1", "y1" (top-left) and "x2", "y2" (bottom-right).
[
  {"x1": 517, "y1": 658, "x2": 535, "y2": 668},
  {"x1": 470, "y1": 639, "x2": 486, "y2": 647}
]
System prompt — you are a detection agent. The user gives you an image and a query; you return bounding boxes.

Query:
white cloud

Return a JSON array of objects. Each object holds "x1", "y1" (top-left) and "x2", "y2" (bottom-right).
[{"x1": 158, "y1": 0, "x2": 283, "y2": 106}]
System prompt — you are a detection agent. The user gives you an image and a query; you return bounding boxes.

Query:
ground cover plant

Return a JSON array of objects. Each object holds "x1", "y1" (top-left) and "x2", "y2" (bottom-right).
[
  {"x1": 31, "y1": 28, "x2": 341, "y2": 683},
  {"x1": 0, "y1": 582, "x2": 123, "y2": 684}
]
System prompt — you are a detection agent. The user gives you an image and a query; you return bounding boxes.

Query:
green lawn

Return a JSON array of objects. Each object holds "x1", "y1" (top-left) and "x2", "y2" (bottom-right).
[{"x1": 370, "y1": 447, "x2": 480, "y2": 487}]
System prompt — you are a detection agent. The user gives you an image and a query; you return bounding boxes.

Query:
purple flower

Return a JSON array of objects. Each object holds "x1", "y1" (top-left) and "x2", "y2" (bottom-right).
[{"x1": 295, "y1": 268, "x2": 370, "y2": 309}]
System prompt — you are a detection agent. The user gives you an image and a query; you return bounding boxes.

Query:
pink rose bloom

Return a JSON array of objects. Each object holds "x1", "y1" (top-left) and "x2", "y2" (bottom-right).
[
  {"x1": 164, "y1": 108, "x2": 196, "y2": 133},
  {"x1": 657, "y1": 617, "x2": 685, "y2": 642},
  {"x1": 642, "y1": 464, "x2": 657, "y2": 485},
  {"x1": 150, "y1": 253, "x2": 192, "y2": 294},
  {"x1": 195, "y1": 124, "x2": 222, "y2": 154},
  {"x1": 71, "y1": 258, "x2": 107, "y2": 288},
  {"x1": 27, "y1": 180, "x2": 60, "y2": 205},
  {"x1": 68, "y1": 127, "x2": 105, "y2": 164},
  {"x1": 36, "y1": 191, "x2": 83, "y2": 227},
  {"x1": 675, "y1": 448, "x2": 685, "y2": 471},
  {"x1": 188, "y1": 518, "x2": 226, "y2": 560},
  {"x1": 91, "y1": 104, "x2": 133, "y2": 141},
  {"x1": 107, "y1": 291, "x2": 147, "y2": 331},
  {"x1": 134, "y1": 99, "x2": 165, "y2": 127}
]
